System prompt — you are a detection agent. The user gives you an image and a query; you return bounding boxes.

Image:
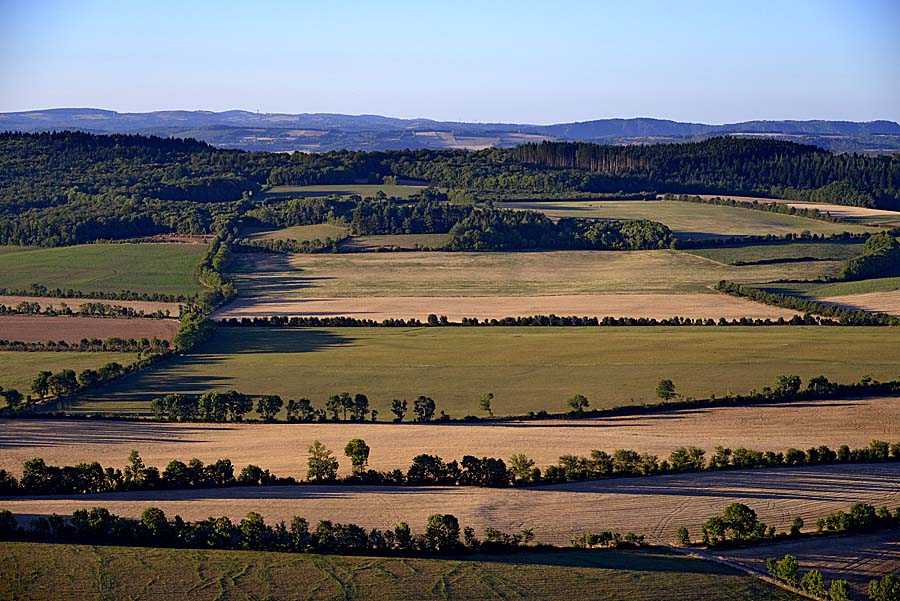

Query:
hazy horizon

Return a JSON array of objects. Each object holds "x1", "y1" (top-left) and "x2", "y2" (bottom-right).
[{"x1": 1, "y1": 0, "x2": 898, "y2": 123}]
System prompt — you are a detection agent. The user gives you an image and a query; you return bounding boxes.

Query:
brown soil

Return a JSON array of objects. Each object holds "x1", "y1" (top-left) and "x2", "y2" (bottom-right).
[
  {"x1": 0, "y1": 295, "x2": 182, "y2": 317},
  {"x1": 0, "y1": 315, "x2": 179, "y2": 343},
  {"x1": 3, "y1": 463, "x2": 897, "y2": 545},
  {"x1": 1, "y1": 397, "x2": 897, "y2": 479},
  {"x1": 213, "y1": 293, "x2": 800, "y2": 321}
]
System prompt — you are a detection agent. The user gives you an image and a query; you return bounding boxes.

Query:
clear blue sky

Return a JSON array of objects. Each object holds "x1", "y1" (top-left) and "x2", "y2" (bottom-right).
[{"x1": 1, "y1": 0, "x2": 898, "y2": 123}]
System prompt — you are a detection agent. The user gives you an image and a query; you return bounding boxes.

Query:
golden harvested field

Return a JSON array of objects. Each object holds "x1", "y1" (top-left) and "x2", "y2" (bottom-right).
[
  {"x1": 718, "y1": 530, "x2": 900, "y2": 598},
  {"x1": 697, "y1": 194, "x2": 900, "y2": 225},
  {"x1": 0, "y1": 542, "x2": 803, "y2": 601},
  {"x1": 2, "y1": 397, "x2": 898, "y2": 479},
  {"x1": 3, "y1": 463, "x2": 897, "y2": 545},
  {"x1": 818, "y1": 290, "x2": 900, "y2": 316},
  {"x1": 213, "y1": 293, "x2": 800, "y2": 321},
  {"x1": 0, "y1": 315, "x2": 179, "y2": 343},
  {"x1": 230, "y1": 250, "x2": 841, "y2": 298},
  {"x1": 0, "y1": 295, "x2": 182, "y2": 316}
]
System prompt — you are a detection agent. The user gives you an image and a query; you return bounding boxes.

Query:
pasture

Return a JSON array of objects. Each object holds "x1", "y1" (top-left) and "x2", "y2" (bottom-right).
[
  {"x1": 2, "y1": 463, "x2": 896, "y2": 545},
  {"x1": 240, "y1": 223, "x2": 350, "y2": 242},
  {"x1": 2, "y1": 397, "x2": 898, "y2": 479},
  {"x1": 337, "y1": 232, "x2": 451, "y2": 250},
  {"x1": 719, "y1": 530, "x2": 900, "y2": 598},
  {"x1": 0, "y1": 350, "x2": 137, "y2": 393},
  {"x1": 213, "y1": 292, "x2": 799, "y2": 321},
  {"x1": 0, "y1": 244, "x2": 206, "y2": 296},
  {"x1": 77, "y1": 326, "x2": 900, "y2": 416},
  {"x1": 503, "y1": 199, "x2": 871, "y2": 238},
  {"x1": 0, "y1": 543, "x2": 802, "y2": 601},
  {"x1": 230, "y1": 249, "x2": 841, "y2": 299}
]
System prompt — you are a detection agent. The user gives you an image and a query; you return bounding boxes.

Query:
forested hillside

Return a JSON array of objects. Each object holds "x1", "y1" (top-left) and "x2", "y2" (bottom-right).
[{"x1": 1, "y1": 131, "x2": 898, "y2": 246}]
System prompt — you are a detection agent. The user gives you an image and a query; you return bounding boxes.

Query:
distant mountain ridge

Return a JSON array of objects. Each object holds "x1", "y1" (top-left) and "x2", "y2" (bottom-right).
[{"x1": 2, "y1": 108, "x2": 899, "y2": 154}]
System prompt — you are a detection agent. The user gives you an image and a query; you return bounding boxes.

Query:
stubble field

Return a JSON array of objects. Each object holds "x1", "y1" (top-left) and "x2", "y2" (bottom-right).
[
  {"x1": 0, "y1": 315, "x2": 179, "y2": 343},
  {"x1": 2, "y1": 397, "x2": 898, "y2": 478}
]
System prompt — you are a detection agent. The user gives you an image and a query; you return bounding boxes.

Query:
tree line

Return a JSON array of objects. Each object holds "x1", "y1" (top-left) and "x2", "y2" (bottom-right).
[
  {"x1": 839, "y1": 232, "x2": 900, "y2": 281},
  {"x1": 0, "y1": 506, "x2": 534, "y2": 557},
  {"x1": 0, "y1": 336, "x2": 170, "y2": 353},
  {"x1": 0, "y1": 284, "x2": 191, "y2": 304},
  {"x1": 0, "y1": 300, "x2": 174, "y2": 319}
]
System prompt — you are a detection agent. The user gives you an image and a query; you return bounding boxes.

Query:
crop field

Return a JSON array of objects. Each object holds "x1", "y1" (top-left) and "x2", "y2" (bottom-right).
[
  {"x1": 818, "y1": 290, "x2": 900, "y2": 316},
  {"x1": 696, "y1": 194, "x2": 900, "y2": 225},
  {"x1": 758, "y1": 275, "x2": 900, "y2": 299},
  {"x1": 230, "y1": 250, "x2": 841, "y2": 299},
  {"x1": 75, "y1": 326, "x2": 900, "y2": 416},
  {"x1": 3, "y1": 397, "x2": 898, "y2": 479},
  {"x1": 3, "y1": 463, "x2": 897, "y2": 545},
  {"x1": 0, "y1": 244, "x2": 206, "y2": 296},
  {"x1": 0, "y1": 542, "x2": 802, "y2": 601},
  {"x1": 503, "y1": 200, "x2": 872, "y2": 238},
  {"x1": 262, "y1": 183, "x2": 427, "y2": 199},
  {"x1": 240, "y1": 223, "x2": 350, "y2": 242},
  {"x1": 718, "y1": 530, "x2": 900, "y2": 598},
  {"x1": 0, "y1": 295, "x2": 182, "y2": 316},
  {"x1": 0, "y1": 315, "x2": 179, "y2": 343},
  {"x1": 0, "y1": 350, "x2": 137, "y2": 393},
  {"x1": 683, "y1": 241, "x2": 865, "y2": 265},
  {"x1": 213, "y1": 292, "x2": 800, "y2": 321}
]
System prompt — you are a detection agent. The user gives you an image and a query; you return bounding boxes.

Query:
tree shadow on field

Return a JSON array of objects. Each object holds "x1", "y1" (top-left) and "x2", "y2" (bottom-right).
[
  {"x1": 467, "y1": 548, "x2": 733, "y2": 574},
  {"x1": 216, "y1": 328, "x2": 354, "y2": 354},
  {"x1": 0, "y1": 420, "x2": 235, "y2": 449}
]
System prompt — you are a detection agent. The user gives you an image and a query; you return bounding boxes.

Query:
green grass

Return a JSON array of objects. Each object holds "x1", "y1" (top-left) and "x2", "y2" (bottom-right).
[
  {"x1": 79, "y1": 326, "x2": 900, "y2": 417},
  {"x1": 263, "y1": 183, "x2": 427, "y2": 199},
  {"x1": 241, "y1": 223, "x2": 351, "y2": 242},
  {"x1": 231, "y1": 249, "x2": 842, "y2": 299},
  {"x1": 0, "y1": 542, "x2": 802, "y2": 601},
  {"x1": 757, "y1": 276, "x2": 900, "y2": 299},
  {"x1": 0, "y1": 351, "x2": 138, "y2": 393},
  {"x1": 505, "y1": 199, "x2": 873, "y2": 239},
  {"x1": 684, "y1": 241, "x2": 865, "y2": 265},
  {"x1": 0, "y1": 244, "x2": 206, "y2": 296}
]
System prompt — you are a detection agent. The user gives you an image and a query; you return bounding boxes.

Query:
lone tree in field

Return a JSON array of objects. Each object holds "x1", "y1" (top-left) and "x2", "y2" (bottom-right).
[
  {"x1": 1, "y1": 388, "x2": 23, "y2": 411},
  {"x1": 567, "y1": 394, "x2": 589, "y2": 414},
  {"x1": 413, "y1": 396, "x2": 436, "y2": 422},
  {"x1": 31, "y1": 371, "x2": 52, "y2": 398},
  {"x1": 307, "y1": 440, "x2": 339, "y2": 482},
  {"x1": 391, "y1": 399, "x2": 407, "y2": 422},
  {"x1": 656, "y1": 379, "x2": 677, "y2": 401},
  {"x1": 676, "y1": 526, "x2": 690, "y2": 545},
  {"x1": 509, "y1": 453, "x2": 537, "y2": 484},
  {"x1": 424, "y1": 513, "x2": 461, "y2": 551},
  {"x1": 479, "y1": 392, "x2": 494, "y2": 417},
  {"x1": 344, "y1": 438, "x2": 370, "y2": 475}
]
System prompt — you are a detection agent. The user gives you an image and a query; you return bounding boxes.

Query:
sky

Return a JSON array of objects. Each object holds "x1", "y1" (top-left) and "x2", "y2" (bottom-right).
[{"x1": 1, "y1": 0, "x2": 898, "y2": 124}]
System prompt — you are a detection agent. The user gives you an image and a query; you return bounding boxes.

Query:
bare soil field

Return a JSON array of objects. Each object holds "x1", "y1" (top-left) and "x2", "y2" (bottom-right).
[
  {"x1": 818, "y1": 290, "x2": 900, "y2": 316},
  {"x1": 696, "y1": 194, "x2": 900, "y2": 225},
  {"x1": 718, "y1": 530, "x2": 900, "y2": 598},
  {"x1": 3, "y1": 463, "x2": 897, "y2": 545},
  {"x1": 2, "y1": 397, "x2": 898, "y2": 479},
  {"x1": 0, "y1": 315, "x2": 179, "y2": 343},
  {"x1": 0, "y1": 295, "x2": 181, "y2": 317},
  {"x1": 213, "y1": 293, "x2": 800, "y2": 321},
  {"x1": 231, "y1": 250, "x2": 841, "y2": 299}
]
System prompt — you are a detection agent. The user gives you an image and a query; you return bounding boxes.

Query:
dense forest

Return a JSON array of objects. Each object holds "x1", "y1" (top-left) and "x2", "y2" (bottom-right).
[{"x1": 1, "y1": 131, "x2": 898, "y2": 246}]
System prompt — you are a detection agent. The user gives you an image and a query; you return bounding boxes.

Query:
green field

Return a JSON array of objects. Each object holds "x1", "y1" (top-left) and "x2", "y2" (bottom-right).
[
  {"x1": 263, "y1": 183, "x2": 428, "y2": 199},
  {"x1": 0, "y1": 542, "x2": 802, "y2": 601},
  {"x1": 758, "y1": 275, "x2": 900, "y2": 298},
  {"x1": 0, "y1": 244, "x2": 206, "y2": 296},
  {"x1": 0, "y1": 351, "x2": 138, "y2": 394},
  {"x1": 231, "y1": 249, "x2": 841, "y2": 299},
  {"x1": 505, "y1": 199, "x2": 872, "y2": 239},
  {"x1": 684, "y1": 241, "x2": 865, "y2": 265},
  {"x1": 242, "y1": 223, "x2": 351, "y2": 242},
  {"x1": 338, "y1": 233, "x2": 452, "y2": 251},
  {"x1": 79, "y1": 326, "x2": 900, "y2": 416}
]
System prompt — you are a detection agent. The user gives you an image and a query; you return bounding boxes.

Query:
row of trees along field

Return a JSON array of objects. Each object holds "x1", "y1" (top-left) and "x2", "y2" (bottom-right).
[
  {"x1": 5, "y1": 435, "x2": 897, "y2": 495},
  {"x1": 3, "y1": 131, "x2": 899, "y2": 245}
]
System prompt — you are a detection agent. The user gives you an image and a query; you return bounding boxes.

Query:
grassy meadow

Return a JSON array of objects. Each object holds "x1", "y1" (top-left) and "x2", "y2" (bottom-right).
[
  {"x1": 0, "y1": 542, "x2": 802, "y2": 601},
  {"x1": 230, "y1": 249, "x2": 842, "y2": 299},
  {"x1": 77, "y1": 326, "x2": 900, "y2": 416},
  {"x1": 683, "y1": 240, "x2": 865, "y2": 265},
  {"x1": 0, "y1": 243, "x2": 206, "y2": 296},
  {"x1": 241, "y1": 223, "x2": 350, "y2": 242},
  {"x1": 503, "y1": 199, "x2": 872, "y2": 239},
  {"x1": 0, "y1": 351, "x2": 137, "y2": 394}
]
